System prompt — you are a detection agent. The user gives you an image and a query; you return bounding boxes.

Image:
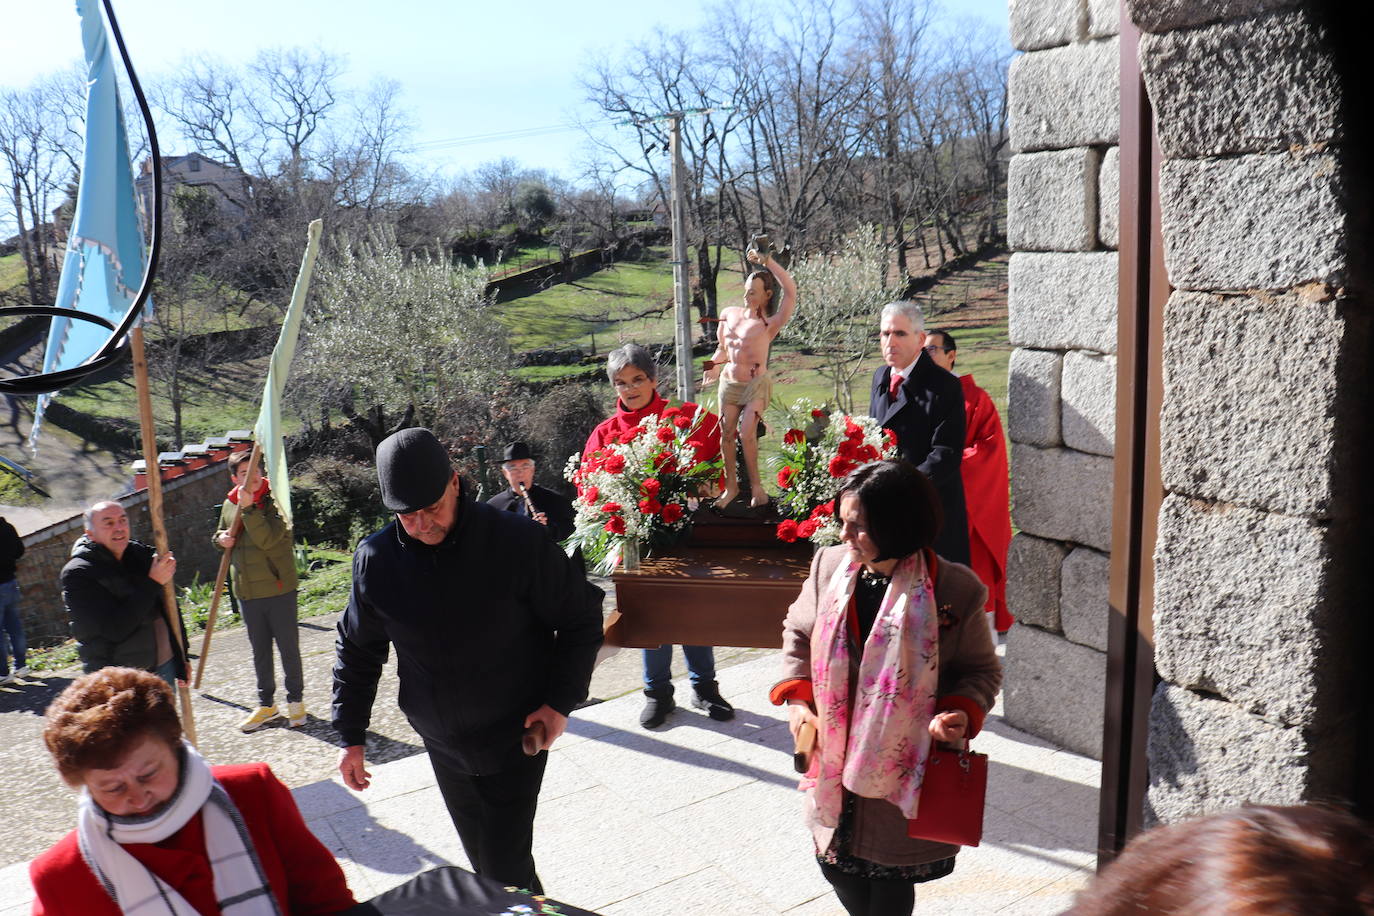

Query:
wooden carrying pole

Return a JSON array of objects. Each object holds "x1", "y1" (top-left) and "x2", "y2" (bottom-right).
[
  {"x1": 130, "y1": 326, "x2": 197, "y2": 745},
  {"x1": 193, "y1": 441, "x2": 263, "y2": 688}
]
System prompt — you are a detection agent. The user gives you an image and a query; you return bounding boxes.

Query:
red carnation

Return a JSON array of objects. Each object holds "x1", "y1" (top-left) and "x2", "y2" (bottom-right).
[
  {"x1": 680, "y1": 402, "x2": 699, "y2": 418},
  {"x1": 663, "y1": 407, "x2": 681, "y2": 418},
  {"x1": 797, "y1": 519, "x2": 820, "y2": 539},
  {"x1": 584, "y1": 485, "x2": 599, "y2": 504},
  {"x1": 810, "y1": 500, "x2": 834, "y2": 518},
  {"x1": 661, "y1": 503, "x2": 684, "y2": 524},
  {"x1": 673, "y1": 415, "x2": 691, "y2": 429},
  {"x1": 655, "y1": 452, "x2": 679, "y2": 473},
  {"x1": 837, "y1": 439, "x2": 860, "y2": 460},
  {"x1": 619, "y1": 427, "x2": 645, "y2": 444},
  {"x1": 828, "y1": 456, "x2": 855, "y2": 478},
  {"x1": 858, "y1": 444, "x2": 880, "y2": 462},
  {"x1": 602, "y1": 454, "x2": 626, "y2": 474},
  {"x1": 777, "y1": 467, "x2": 798, "y2": 489},
  {"x1": 884, "y1": 428, "x2": 898, "y2": 447},
  {"x1": 601, "y1": 501, "x2": 622, "y2": 514},
  {"x1": 641, "y1": 478, "x2": 661, "y2": 497},
  {"x1": 638, "y1": 497, "x2": 663, "y2": 515},
  {"x1": 844, "y1": 418, "x2": 864, "y2": 440},
  {"x1": 656, "y1": 426, "x2": 675, "y2": 443},
  {"x1": 811, "y1": 408, "x2": 826, "y2": 419},
  {"x1": 776, "y1": 519, "x2": 800, "y2": 543},
  {"x1": 604, "y1": 516, "x2": 627, "y2": 535},
  {"x1": 783, "y1": 428, "x2": 805, "y2": 445}
]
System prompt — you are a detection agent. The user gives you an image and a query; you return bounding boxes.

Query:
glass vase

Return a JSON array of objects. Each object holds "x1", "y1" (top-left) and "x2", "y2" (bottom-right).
[{"x1": 620, "y1": 538, "x2": 641, "y2": 572}]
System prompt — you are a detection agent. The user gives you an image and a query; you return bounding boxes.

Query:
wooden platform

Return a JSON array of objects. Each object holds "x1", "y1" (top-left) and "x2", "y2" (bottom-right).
[{"x1": 604, "y1": 511, "x2": 813, "y2": 649}]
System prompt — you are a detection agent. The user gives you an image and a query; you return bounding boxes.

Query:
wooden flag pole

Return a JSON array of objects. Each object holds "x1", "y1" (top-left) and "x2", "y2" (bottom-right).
[
  {"x1": 130, "y1": 325, "x2": 197, "y2": 746},
  {"x1": 193, "y1": 441, "x2": 263, "y2": 688}
]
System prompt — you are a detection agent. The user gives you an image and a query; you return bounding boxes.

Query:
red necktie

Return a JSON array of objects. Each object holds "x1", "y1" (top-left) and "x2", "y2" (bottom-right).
[{"x1": 888, "y1": 372, "x2": 903, "y2": 399}]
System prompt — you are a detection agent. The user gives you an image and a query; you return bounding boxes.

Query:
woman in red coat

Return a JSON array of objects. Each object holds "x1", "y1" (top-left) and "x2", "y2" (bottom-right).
[
  {"x1": 925, "y1": 331, "x2": 1013, "y2": 633},
  {"x1": 30, "y1": 667, "x2": 356, "y2": 916}
]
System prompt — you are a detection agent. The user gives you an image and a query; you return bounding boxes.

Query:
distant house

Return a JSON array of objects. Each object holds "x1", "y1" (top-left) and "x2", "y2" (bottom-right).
[{"x1": 134, "y1": 152, "x2": 251, "y2": 228}]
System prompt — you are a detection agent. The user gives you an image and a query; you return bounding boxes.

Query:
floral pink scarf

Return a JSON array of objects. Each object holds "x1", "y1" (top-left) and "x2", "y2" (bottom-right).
[{"x1": 804, "y1": 552, "x2": 939, "y2": 832}]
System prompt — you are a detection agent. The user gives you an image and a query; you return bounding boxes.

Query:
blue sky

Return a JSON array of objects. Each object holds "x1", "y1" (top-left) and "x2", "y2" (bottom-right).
[{"x1": 1, "y1": 0, "x2": 1009, "y2": 183}]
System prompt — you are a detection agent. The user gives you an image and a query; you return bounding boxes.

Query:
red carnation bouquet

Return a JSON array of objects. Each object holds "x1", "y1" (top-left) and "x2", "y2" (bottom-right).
[
  {"x1": 772, "y1": 398, "x2": 897, "y2": 546},
  {"x1": 564, "y1": 403, "x2": 721, "y2": 574}
]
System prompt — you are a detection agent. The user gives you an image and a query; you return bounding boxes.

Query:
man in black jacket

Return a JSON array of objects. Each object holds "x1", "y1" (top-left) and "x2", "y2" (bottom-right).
[
  {"x1": 60, "y1": 501, "x2": 183, "y2": 683},
  {"x1": 869, "y1": 301, "x2": 971, "y2": 564},
  {"x1": 332, "y1": 428, "x2": 603, "y2": 893},
  {"x1": 0, "y1": 514, "x2": 27, "y2": 685},
  {"x1": 485, "y1": 441, "x2": 575, "y2": 543}
]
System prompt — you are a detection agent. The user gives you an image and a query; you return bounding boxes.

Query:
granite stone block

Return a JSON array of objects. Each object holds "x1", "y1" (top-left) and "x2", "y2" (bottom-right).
[
  {"x1": 1003, "y1": 623, "x2": 1105, "y2": 759},
  {"x1": 1008, "y1": 148, "x2": 1100, "y2": 251},
  {"x1": 1010, "y1": 0, "x2": 1081, "y2": 52},
  {"x1": 1011, "y1": 443, "x2": 1114, "y2": 551},
  {"x1": 1061, "y1": 546, "x2": 1109, "y2": 652},
  {"x1": 1061, "y1": 350, "x2": 1115, "y2": 457},
  {"x1": 1159, "y1": 152, "x2": 1346, "y2": 291},
  {"x1": 1006, "y1": 533, "x2": 1071, "y2": 631},
  {"x1": 1008, "y1": 348, "x2": 1063, "y2": 447},
  {"x1": 1141, "y1": 9, "x2": 1341, "y2": 158},
  {"x1": 1145, "y1": 684, "x2": 1313, "y2": 826},
  {"x1": 1126, "y1": 0, "x2": 1303, "y2": 34},
  {"x1": 1010, "y1": 39, "x2": 1120, "y2": 152},
  {"x1": 1160, "y1": 289, "x2": 1367, "y2": 518},
  {"x1": 1098, "y1": 146, "x2": 1118, "y2": 249},
  {"x1": 1086, "y1": 0, "x2": 1118, "y2": 37},
  {"x1": 1009, "y1": 252, "x2": 1118, "y2": 354},
  {"x1": 1153, "y1": 495, "x2": 1354, "y2": 728}
]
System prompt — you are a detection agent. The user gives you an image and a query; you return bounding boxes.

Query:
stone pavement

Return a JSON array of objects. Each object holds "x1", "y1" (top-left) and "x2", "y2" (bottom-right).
[{"x1": 0, "y1": 626, "x2": 1099, "y2": 914}]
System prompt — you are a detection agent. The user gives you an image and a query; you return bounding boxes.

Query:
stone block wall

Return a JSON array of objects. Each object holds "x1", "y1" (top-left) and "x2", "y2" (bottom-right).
[
  {"x1": 1004, "y1": 0, "x2": 1120, "y2": 759},
  {"x1": 1128, "y1": 0, "x2": 1371, "y2": 824}
]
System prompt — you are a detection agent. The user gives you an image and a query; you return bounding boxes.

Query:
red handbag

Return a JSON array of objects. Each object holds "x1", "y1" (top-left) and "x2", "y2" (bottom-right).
[{"x1": 905, "y1": 741, "x2": 989, "y2": 847}]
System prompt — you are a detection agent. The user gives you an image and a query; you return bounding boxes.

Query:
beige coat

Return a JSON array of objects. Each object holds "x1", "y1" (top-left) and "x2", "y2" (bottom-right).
[{"x1": 778, "y1": 545, "x2": 1003, "y2": 866}]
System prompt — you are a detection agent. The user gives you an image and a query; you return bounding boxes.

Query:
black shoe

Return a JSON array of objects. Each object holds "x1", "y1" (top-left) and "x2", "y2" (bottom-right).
[
  {"x1": 640, "y1": 689, "x2": 676, "y2": 728},
  {"x1": 691, "y1": 683, "x2": 735, "y2": 721}
]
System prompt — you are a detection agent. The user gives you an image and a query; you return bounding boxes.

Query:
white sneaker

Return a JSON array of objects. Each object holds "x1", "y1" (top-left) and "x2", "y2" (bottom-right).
[
  {"x1": 0, "y1": 673, "x2": 16, "y2": 687},
  {"x1": 13, "y1": 666, "x2": 30, "y2": 678},
  {"x1": 287, "y1": 702, "x2": 307, "y2": 728}
]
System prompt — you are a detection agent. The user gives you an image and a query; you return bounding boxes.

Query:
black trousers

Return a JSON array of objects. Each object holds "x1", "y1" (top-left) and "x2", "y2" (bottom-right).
[
  {"x1": 819, "y1": 861, "x2": 916, "y2": 916},
  {"x1": 426, "y1": 740, "x2": 547, "y2": 893}
]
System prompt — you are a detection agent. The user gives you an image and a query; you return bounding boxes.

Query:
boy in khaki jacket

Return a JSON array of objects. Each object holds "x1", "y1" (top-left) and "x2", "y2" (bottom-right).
[{"x1": 214, "y1": 450, "x2": 304, "y2": 731}]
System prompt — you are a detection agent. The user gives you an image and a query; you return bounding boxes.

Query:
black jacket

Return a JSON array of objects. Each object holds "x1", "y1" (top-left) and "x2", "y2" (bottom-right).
[
  {"x1": 486, "y1": 484, "x2": 576, "y2": 544},
  {"x1": 870, "y1": 352, "x2": 971, "y2": 564},
  {"x1": 60, "y1": 537, "x2": 187, "y2": 676},
  {"x1": 0, "y1": 516, "x2": 23, "y2": 583},
  {"x1": 332, "y1": 480, "x2": 604, "y2": 774}
]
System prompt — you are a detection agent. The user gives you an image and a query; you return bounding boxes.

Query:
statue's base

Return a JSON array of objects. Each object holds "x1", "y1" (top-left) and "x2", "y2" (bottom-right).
[{"x1": 604, "y1": 510, "x2": 810, "y2": 649}]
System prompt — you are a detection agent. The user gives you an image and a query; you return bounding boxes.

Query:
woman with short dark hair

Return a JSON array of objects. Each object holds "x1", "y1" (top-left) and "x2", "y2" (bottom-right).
[
  {"x1": 30, "y1": 667, "x2": 355, "y2": 916},
  {"x1": 771, "y1": 460, "x2": 1002, "y2": 915}
]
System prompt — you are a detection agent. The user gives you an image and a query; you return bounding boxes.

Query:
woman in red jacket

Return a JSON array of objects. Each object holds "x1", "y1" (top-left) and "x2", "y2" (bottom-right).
[{"x1": 30, "y1": 667, "x2": 356, "y2": 916}]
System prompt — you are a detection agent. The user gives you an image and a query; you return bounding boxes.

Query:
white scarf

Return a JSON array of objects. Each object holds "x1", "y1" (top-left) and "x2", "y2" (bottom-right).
[{"x1": 77, "y1": 741, "x2": 281, "y2": 916}]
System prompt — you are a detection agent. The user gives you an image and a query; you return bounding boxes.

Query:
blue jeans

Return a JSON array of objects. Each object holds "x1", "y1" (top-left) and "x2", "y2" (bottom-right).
[
  {"x1": 642, "y1": 644, "x2": 715, "y2": 693},
  {"x1": 153, "y1": 658, "x2": 178, "y2": 690},
  {"x1": 0, "y1": 579, "x2": 24, "y2": 675}
]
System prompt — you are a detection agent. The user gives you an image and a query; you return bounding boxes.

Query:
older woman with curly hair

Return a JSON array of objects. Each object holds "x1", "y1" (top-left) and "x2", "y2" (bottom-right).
[{"x1": 30, "y1": 667, "x2": 355, "y2": 916}]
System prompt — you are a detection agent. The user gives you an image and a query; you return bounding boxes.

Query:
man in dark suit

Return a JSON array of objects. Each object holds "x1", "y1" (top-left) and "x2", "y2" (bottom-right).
[
  {"x1": 486, "y1": 442, "x2": 576, "y2": 543},
  {"x1": 868, "y1": 301, "x2": 971, "y2": 564}
]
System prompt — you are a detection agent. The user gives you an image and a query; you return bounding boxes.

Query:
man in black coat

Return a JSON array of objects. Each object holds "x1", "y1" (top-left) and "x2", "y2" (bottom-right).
[
  {"x1": 60, "y1": 501, "x2": 184, "y2": 683},
  {"x1": 333, "y1": 428, "x2": 603, "y2": 894},
  {"x1": 486, "y1": 441, "x2": 575, "y2": 543},
  {"x1": 868, "y1": 301, "x2": 971, "y2": 565}
]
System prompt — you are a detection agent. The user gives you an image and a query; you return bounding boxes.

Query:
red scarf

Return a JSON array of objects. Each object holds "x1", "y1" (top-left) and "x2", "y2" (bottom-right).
[{"x1": 226, "y1": 477, "x2": 270, "y2": 507}]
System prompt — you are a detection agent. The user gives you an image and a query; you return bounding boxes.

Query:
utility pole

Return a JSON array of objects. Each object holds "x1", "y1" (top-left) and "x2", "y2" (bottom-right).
[{"x1": 668, "y1": 112, "x2": 694, "y2": 403}]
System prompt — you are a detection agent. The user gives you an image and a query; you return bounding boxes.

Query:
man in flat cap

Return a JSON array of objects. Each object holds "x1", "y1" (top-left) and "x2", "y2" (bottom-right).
[
  {"x1": 332, "y1": 428, "x2": 604, "y2": 893},
  {"x1": 486, "y1": 442, "x2": 575, "y2": 543}
]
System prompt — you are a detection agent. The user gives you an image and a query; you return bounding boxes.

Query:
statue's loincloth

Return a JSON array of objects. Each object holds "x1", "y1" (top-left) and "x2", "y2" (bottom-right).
[{"x1": 718, "y1": 367, "x2": 772, "y2": 408}]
